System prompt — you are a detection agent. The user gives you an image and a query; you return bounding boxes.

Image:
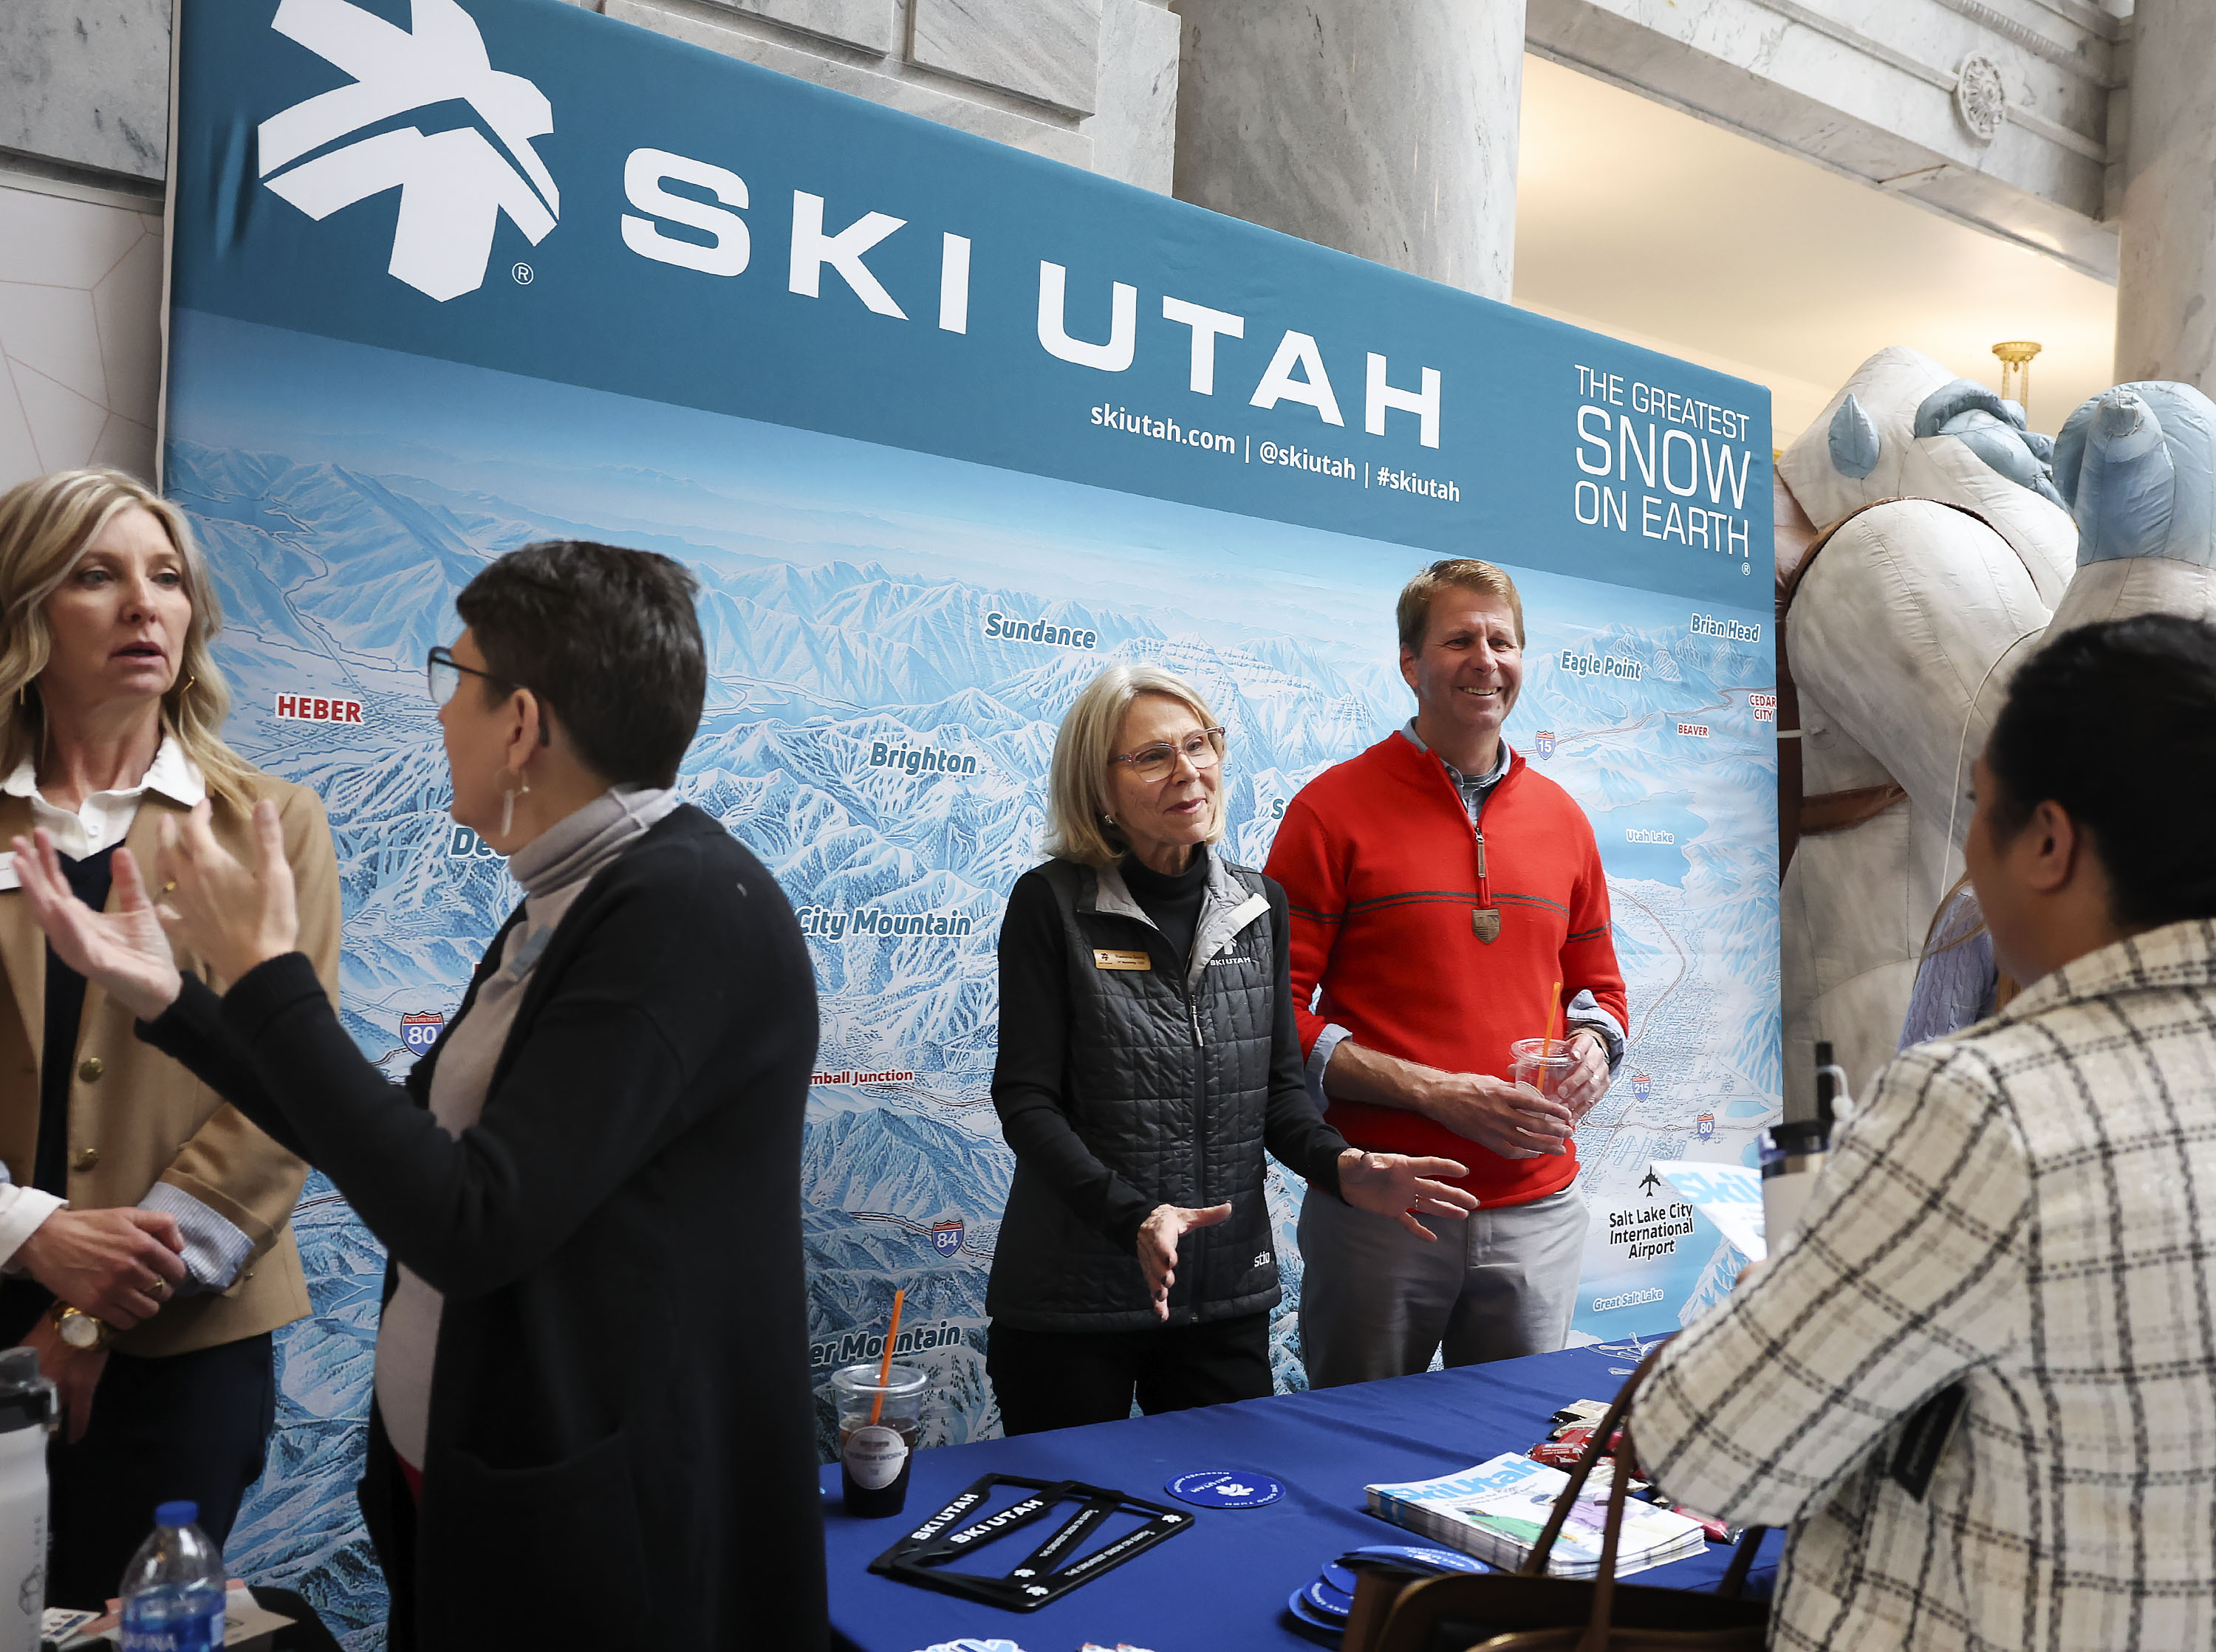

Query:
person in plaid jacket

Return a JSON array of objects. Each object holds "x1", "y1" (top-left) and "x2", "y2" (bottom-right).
[{"x1": 1638, "y1": 614, "x2": 2216, "y2": 1651}]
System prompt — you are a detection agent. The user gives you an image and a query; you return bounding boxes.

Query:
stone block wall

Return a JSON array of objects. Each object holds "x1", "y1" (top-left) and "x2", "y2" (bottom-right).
[
  {"x1": 601, "y1": 0, "x2": 1178, "y2": 189},
  {"x1": 0, "y1": 0, "x2": 1182, "y2": 492}
]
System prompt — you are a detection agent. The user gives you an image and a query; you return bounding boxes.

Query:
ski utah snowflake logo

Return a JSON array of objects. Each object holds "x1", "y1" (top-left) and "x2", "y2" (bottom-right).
[{"x1": 257, "y1": 0, "x2": 559, "y2": 301}]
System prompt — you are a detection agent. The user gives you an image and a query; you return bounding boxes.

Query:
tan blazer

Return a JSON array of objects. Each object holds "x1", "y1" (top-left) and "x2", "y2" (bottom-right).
[{"x1": 0, "y1": 769, "x2": 341, "y2": 1357}]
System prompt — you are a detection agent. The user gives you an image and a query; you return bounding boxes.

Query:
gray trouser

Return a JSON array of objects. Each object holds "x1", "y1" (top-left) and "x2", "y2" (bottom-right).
[{"x1": 1297, "y1": 1182, "x2": 1589, "y2": 1388}]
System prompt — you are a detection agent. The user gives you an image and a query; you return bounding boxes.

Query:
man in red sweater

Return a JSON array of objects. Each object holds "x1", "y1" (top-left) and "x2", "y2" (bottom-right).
[{"x1": 1265, "y1": 559, "x2": 1628, "y2": 1385}]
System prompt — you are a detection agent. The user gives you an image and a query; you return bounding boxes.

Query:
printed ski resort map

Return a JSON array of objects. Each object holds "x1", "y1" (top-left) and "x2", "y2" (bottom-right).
[{"x1": 170, "y1": 315, "x2": 1775, "y2": 1642}]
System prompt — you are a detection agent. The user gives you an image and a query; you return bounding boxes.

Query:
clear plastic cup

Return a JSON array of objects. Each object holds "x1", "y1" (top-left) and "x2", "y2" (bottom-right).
[
  {"x1": 1510, "y1": 1036, "x2": 1575, "y2": 1105},
  {"x1": 831, "y1": 1362, "x2": 928, "y2": 1518}
]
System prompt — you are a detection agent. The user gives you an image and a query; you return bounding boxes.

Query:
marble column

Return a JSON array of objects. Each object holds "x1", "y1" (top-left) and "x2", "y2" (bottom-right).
[
  {"x1": 2113, "y1": 0, "x2": 2216, "y2": 393},
  {"x1": 1172, "y1": 0, "x2": 1525, "y2": 300}
]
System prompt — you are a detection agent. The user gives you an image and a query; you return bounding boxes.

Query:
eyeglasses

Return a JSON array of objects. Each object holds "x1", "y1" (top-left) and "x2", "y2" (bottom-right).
[
  {"x1": 1109, "y1": 727, "x2": 1225, "y2": 784},
  {"x1": 426, "y1": 645, "x2": 511, "y2": 707}
]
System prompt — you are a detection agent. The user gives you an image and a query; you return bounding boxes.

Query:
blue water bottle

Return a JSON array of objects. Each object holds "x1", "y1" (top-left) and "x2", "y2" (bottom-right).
[{"x1": 119, "y1": 1501, "x2": 227, "y2": 1652}]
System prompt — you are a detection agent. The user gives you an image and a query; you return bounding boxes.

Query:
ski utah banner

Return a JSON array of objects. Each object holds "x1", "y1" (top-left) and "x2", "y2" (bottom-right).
[{"x1": 165, "y1": 0, "x2": 1778, "y2": 1628}]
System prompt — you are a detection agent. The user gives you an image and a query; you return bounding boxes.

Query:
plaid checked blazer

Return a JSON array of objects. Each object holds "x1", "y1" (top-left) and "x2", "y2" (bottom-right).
[{"x1": 1638, "y1": 917, "x2": 2216, "y2": 1651}]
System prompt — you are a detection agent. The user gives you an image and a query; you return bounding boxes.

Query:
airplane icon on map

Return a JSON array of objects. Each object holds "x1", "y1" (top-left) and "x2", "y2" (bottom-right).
[{"x1": 1638, "y1": 1167, "x2": 1664, "y2": 1196}]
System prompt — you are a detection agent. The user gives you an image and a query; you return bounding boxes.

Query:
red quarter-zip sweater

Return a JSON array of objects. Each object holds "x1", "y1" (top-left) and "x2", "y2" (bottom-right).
[{"x1": 1263, "y1": 733, "x2": 1627, "y2": 1206}]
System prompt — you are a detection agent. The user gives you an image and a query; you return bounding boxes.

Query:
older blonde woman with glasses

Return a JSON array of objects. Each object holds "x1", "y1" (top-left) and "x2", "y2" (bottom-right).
[
  {"x1": 984, "y1": 663, "x2": 1480, "y2": 1433},
  {"x1": 0, "y1": 468, "x2": 338, "y2": 1608}
]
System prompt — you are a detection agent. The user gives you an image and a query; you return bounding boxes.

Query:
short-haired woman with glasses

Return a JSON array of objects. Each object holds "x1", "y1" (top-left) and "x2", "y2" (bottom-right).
[
  {"x1": 15, "y1": 541, "x2": 827, "y2": 1651},
  {"x1": 985, "y1": 664, "x2": 1480, "y2": 1433}
]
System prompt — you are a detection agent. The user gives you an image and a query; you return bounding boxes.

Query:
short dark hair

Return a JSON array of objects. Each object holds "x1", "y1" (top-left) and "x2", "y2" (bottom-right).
[
  {"x1": 1986, "y1": 613, "x2": 2216, "y2": 930},
  {"x1": 455, "y1": 541, "x2": 705, "y2": 788}
]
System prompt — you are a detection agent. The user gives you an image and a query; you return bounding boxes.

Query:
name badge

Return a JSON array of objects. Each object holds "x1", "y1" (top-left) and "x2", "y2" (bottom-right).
[{"x1": 1093, "y1": 948, "x2": 1152, "y2": 972}]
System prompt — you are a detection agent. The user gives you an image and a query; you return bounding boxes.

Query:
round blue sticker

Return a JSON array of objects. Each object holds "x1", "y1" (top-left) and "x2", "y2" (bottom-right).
[
  {"x1": 1165, "y1": 1469, "x2": 1285, "y2": 1509},
  {"x1": 1302, "y1": 1576, "x2": 1353, "y2": 1620},
  {"x1": 1339, "y1": 1543, "x2": 1489, "y2": 1575},
  {"x1": 1286, "y1": 1586, "x2": 1341, "y2": 1636}
]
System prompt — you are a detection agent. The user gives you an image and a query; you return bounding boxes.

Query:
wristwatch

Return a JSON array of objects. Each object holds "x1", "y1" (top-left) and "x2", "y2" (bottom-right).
[{"x1": 50, "y1": 1303, "x2": 111, "y2": 1352}]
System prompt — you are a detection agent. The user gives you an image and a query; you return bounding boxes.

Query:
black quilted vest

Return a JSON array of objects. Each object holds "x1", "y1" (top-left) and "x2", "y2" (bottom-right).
[{"x1": 987, "y1": 854, "x2": 1283, "y2": 1333}]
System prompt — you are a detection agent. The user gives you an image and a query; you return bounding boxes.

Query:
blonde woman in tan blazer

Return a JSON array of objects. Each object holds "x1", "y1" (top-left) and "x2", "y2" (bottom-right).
[{"x1": 0, "y1": 469, "x2": 339, "y2": 1608}]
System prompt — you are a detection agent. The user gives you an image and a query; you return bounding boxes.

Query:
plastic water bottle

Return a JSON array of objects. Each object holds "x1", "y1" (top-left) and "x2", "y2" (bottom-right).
[
  {"x1": 0, "y1": 1347, "x2": 55, "y2": 1652},
  {"x1": 119, "y1": 1502, "x2": 227, "y2": 1652}
]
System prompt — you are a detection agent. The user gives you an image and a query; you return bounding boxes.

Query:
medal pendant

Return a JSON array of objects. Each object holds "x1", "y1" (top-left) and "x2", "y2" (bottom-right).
[{"x1": 1472, "y1": 908, "x2": 1501, "y2": 943}]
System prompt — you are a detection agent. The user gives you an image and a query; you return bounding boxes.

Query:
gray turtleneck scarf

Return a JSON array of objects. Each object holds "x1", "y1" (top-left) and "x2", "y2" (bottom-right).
[{"x1": 374, "y1": 784, "x2": 681, "y2": 1468}]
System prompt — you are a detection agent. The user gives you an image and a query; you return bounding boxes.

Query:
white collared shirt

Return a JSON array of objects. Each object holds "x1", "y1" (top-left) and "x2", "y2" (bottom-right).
[
  {"x1": 0, "y1": 737, "x2": 247, "y2": 1290},
  {"x1": 0, "y1": 736, "x2": 206, "y2": 873}
]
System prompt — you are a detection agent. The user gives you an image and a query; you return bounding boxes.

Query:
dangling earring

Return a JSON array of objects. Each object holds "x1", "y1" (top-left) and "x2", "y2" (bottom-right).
[
  {"x1": 1103, "y1": 812, "x2": 1116, "y2": 827},
  {"x1": 500, "y1": 771, "x2": 531, "y2": 837},
  {"x1": 181, "y1": 674, "x2": 196, "y2": 693}
]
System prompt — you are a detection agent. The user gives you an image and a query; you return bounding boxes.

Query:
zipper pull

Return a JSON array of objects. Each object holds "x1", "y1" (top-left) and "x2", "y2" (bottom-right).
[
  {"x1": 1189, "y1": 998, "x2": 1203, "y2": 1047},
  {"x1": 1474, "y1": 829, "x2": 1489, "y2": 877}
]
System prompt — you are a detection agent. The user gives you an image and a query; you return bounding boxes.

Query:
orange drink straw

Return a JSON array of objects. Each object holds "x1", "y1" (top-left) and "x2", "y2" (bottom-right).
[
  {"x1": 1545, "y1": 980, "x2": 1563, "y2": 1050},
  {"x1": 869, "y1": 1287, "x2": 906, "y2": 1426}
]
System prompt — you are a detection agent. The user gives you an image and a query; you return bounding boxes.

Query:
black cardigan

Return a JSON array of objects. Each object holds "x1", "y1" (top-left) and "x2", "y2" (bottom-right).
[{"x1": 140, "y1": 805, "x2": 826, "y2": 1652}]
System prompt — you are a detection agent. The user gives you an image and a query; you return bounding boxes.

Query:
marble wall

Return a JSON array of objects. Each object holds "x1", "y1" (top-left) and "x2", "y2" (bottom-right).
[
  {"x1": 2113, "y1": 0, "x2": 2216, "y2": 394},
  {"x1": 0, "y1": 0, "x2": 1182, "y2": 496},
  {"x1": 1527, "y1": 0, "x2": 2125, "y2": 284},
  {"x1": 0, "y1": 183, "x2": 163, "y2": 493},
  {"x1": 1, "y1": 0, "x2": 1180, "y2": 197},
  {"x1": 1174, "y1": 0, "x2": 1528, "y2": 301},
  {"x1": 0, "y1": 0, "x2": 171, "y2": 185},
  {"x1": 604, "y1": 0, "x2": 1176, "y2": 189}
]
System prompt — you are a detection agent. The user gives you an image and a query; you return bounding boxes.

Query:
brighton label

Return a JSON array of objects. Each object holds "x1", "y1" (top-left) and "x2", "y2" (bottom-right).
[{"x1": 869, "y1": 741, "x2": 979, "y2": 778}]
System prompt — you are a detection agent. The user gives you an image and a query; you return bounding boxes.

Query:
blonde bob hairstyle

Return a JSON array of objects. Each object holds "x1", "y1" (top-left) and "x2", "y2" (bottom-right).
[
  {"x1": 0, "y1": 468, "x2": 258, "y2": 818},
  {"x1": 1043, "y1": 664, "x2": 1227, "y2": 868}
]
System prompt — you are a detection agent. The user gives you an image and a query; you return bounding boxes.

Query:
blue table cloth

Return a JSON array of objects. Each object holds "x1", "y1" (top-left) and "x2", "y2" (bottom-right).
[{"x1": 821, "y1": 1343, "x2": 1782, "y2": 1652}]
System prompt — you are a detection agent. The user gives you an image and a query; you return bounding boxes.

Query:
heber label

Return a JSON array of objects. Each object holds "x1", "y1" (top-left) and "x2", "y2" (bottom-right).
[{"x1": 275, "y1": 692, "x2": 364, "y2": 724}]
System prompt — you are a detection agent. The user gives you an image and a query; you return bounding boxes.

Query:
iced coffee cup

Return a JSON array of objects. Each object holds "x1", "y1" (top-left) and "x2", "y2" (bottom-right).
[
  {"x1": 831, "y1": 1362, "x2": 928, "y2": 1518},
  {"x1": 1510, "y1": 1036, "x2": 1575, "y2": 1106}
]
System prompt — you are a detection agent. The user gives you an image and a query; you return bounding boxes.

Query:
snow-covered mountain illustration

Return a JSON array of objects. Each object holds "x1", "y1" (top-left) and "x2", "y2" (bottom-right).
[{"x1": 171, "y1": 333, "x2": 1774, "y2": 1643}]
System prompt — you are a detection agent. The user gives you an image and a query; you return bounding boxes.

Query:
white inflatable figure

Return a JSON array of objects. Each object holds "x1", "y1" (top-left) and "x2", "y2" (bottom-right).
[
  {"x1": 1776, "y1": 349, "x2": 2216, "y2": 1100},
  {"x1": 1776, "y1": 347, "x2": 2077, "y2": 1102}
]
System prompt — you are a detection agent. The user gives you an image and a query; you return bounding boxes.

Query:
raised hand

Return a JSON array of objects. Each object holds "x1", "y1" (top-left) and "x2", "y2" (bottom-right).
[
  {"x1": 11, "y1": 829, "x2": 182, "y2": 1021},
  {"x1": 1336, "y1": 1151, "x2": 1482, "y2": 1240},
  {"x1": 1135, "y1": 1202, "x2": 1234, "y2": 1322},
  {"x1": 156, "y1": 798, "x2": 298, "y2": 984}
]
